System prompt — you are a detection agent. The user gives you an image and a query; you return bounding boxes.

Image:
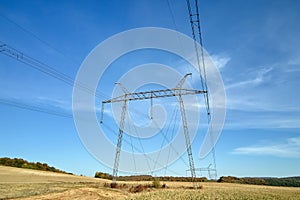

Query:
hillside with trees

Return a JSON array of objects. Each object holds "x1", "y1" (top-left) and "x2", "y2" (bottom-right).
[
  {"x1": 217, "y1": 176, "x2": 300, "y2": 187},
  {"x1": 94, "y1": 172, "x2": 300, "y2": 187},
  {"x1": 0, "y1": 157, "x2": 70, "y2": 174}
]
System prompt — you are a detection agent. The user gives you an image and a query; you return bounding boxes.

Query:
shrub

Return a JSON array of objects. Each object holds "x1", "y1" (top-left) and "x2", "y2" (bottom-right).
[
  {"x1": 129, "y1": 184, "x2": 149, "y2": 193},
  {"x1": 110, "y1": 182, "x2": 118, "y2": 188},
  {"x1": 152, "y1": 179, "x2": 161, "y2": 188}
]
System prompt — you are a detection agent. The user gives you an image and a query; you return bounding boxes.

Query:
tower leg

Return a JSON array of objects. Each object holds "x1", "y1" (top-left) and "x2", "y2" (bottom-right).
[
  {"x1": 178, "y1": 94, "x2": 198, "y2": 189},
  {"x1": 112, "y1": 98, "x2": 127, "y2": 183}
]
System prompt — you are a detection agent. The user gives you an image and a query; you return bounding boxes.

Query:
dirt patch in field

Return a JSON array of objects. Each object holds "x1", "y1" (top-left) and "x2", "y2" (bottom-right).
[{"x1": 16, "y1": 187, "x2": 128, "y2": 200}]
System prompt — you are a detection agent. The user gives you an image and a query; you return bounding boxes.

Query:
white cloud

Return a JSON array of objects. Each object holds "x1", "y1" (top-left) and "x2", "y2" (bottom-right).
[
  {"x1": 211, "y1": 54, "x2": 231, "y2": 70},
  {"x1": 232, "y1": 137, "x2": 300, "y2": 158},
  {"x1": 223, "y1": 59, "x2": 300, "y2": 116},
  {"x1": 226, "y1": 67, "x2": 272, "y2": 90},
  {"x1": 35, "y1": 96, "x2": 71, "y2": 111},
  {"x1": 225, "y1": 117, "x2": 300, "y2": 130},
  {"x1": 285, "y1": 58, "x2": 300, "y2": 72}
]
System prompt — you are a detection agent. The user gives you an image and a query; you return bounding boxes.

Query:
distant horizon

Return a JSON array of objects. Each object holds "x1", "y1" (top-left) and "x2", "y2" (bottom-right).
[{"x1": 1, "y1": 156, "x2": 299, "y2": 179}]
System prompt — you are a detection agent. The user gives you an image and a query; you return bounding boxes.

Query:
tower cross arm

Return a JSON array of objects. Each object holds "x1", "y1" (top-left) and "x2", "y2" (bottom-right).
[{"x1": 102, "y1": 88, "x2": 207, "y2": 104}]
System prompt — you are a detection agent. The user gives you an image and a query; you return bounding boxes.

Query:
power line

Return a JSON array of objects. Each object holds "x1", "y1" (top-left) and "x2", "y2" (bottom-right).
[
  {"x1": 0, "y1": 98, "x2": 72, "y2": 118},
  {"x1": 0, "y1": 41, "x2": 108, "y2": 100},
  {"x1": 0, "y1": 41, "x2": 153, "y2": 121},
  {"x1": 152, "y1": 109, "x2": 190, "y2": 170},
  {"x1": 0, "y1": 13, "x2": 80, "y2": 64},
  {"x1": 127, "y1": 120, "x2": 137, "y2": 175},
  {"x1": 100, "y1": 121, "x2": 183, "y2": 176},
  {"x1": 167, "y1": 0, "x2": 179, "y2": 31}
]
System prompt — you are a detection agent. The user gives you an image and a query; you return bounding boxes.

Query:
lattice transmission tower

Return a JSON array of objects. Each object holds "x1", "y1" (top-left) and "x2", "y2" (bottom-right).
[{"x1": 101, "y1": 73, "x2": 205, "y2": 189}]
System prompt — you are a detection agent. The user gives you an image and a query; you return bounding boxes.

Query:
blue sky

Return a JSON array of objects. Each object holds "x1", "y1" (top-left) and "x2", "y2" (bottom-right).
[{"x1": 0, "y1": 0, "x2": 299, "y2": 178}]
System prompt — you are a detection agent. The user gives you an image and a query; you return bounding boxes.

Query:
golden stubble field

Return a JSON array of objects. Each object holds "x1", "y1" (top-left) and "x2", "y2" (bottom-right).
[{"x1": 0, "y1": 166, "x2": 299, "y2": 200}]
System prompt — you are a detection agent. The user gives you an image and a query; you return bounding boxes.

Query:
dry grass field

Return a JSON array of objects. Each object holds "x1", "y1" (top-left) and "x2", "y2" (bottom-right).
[{"x1": 1, "y1": 166, "x2": 300, "y2": 200}]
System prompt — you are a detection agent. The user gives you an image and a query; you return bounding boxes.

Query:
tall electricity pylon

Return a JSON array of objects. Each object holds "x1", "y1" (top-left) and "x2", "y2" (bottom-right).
[{"x1": 101, "y1": 73, "x2": 205, "y2": 188}]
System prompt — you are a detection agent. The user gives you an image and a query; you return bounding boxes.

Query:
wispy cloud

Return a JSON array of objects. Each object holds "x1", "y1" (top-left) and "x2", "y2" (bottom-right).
[
  {"x1": 225, "y1": 117, "x2": 300, "y2": 130},
  {"x1": 36, "y1": 96, "x2": 71, "y2": 111},
  {"x1": 226, "y1": 67, "x2": 272, "y2": 90},
  {"x1": 211, "y1": 54, "x2": 231, "y2": 70},
  {"x1": 172, "y1": 52, "x2": 230, "y2": 86},
  {"x1": 285, "y1": 58, "x2": 300, "y2": 72},
  {"x1": 288, "y1": 57, "x2": 300, "y2": 66},
  {"x1": 232, "y1": 137, "x2": 300, "y2": 158},
  {"x1": 0, "y1": 96, "x2": 73, "y2": 118}
]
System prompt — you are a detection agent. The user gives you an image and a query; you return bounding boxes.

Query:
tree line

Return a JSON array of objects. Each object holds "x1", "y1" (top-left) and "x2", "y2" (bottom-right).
[
  {"x1": 95, "y1": 171, "x2": 208, "y2": 182},
  {"x1": 95, "y1": 172, "x2": 300, "y2": 187},
  {"x1": 217, "y1": 176, "x2": 300, "y2": 187},
  {"x1": 0, "y1": 157, "x2": 70, "y2": 174}
]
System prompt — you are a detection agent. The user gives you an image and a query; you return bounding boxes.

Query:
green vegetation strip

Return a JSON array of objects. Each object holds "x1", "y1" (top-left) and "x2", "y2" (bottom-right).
[{"x1": 0, "y1": 157, "x2": 71, "y2": 174}]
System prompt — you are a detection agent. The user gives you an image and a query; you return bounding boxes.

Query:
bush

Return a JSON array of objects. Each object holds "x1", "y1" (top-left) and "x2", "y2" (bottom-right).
[
  {"x1": 94, "y1": 171, "x2": 113, "y2": 180},
  {"x1": 129, "y1": 184, "x2": 149, "y2": 193},
  {"x1": 152, "y1": 179, "x2": 161, "y2": 188},
  {"x1": 110, "y1": 182, "x2": 118, "y2": 188}
]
